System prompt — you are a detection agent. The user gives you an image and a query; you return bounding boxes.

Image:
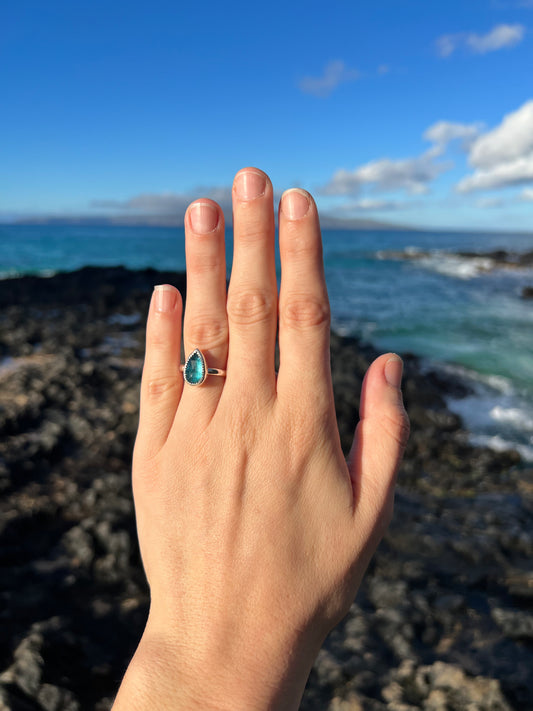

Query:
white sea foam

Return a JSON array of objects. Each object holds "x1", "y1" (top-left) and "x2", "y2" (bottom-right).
[
  {"x1": 418, "y1": 254, "x2": 494, "y2": 280},
  {"x1": 470, "y1": 434, "x2": 533, "y2": 462},
  {"x1": 376, "y1": 248, "x2": 497, "y2": 279},
  {"x1": 428, "y1": 358, "x2": 533, "y2": 460},
  {"x1": 405, "y1": 245, "x2": 422, "y2": 256},
  {"x1": 490, "y1": 405, "x2": 533, "y2": 431},
  {"x1": 432, "y1": 361, "x2": 514, "y2": 395}
]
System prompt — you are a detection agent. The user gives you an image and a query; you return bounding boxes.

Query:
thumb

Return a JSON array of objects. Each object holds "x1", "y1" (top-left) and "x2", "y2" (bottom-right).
[{"x1": 348, "y1": 353, "x2": 410, "y2": 530}]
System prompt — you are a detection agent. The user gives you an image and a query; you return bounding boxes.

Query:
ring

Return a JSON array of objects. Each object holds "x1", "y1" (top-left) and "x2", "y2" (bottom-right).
[{"x1": 180, "y1": 348, "x2": 226, "y2": 386}]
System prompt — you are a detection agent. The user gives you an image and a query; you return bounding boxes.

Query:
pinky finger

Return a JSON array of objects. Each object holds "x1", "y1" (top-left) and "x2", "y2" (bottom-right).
[{"x1": 137, "y1": 284, "x2": 183, "y2": 459}]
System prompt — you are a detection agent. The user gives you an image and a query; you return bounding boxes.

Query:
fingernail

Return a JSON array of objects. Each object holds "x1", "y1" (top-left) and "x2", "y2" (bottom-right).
[
  {"x1": 385, "y1": 356, "x2": 403, "y2": 388},
  {"x1": 189, "y1": 202, "x2": 219, "y2": 234},
  {"x1": 234, "y1": 169, "x2": 266, "y2": 200},
  {"x1": 281, "y1": 189, "x2": 310, "y2": 220},
  {"x1": 154, "y1": 284, "x2": 178, "y2": 313}
]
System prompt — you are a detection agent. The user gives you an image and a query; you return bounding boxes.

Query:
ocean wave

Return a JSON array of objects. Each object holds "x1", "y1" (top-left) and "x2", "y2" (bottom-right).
[
  {"x1": 427, "y1": 359, "x2": 533, "y2": 459},
  {"x1": 418, "y1": 255, "x2": 494, "y2": 280},
  {"x1": 427, "y1": 361, "x2": 515, "y2": 395},
  {"x1": 490, "y1": 405, "x2": 533, "y2": 432},
  {"x1": 376, "y1": 247, "x2": 533, "y2": 280},
  {"x1": 470, "y1": 434, "x2": 533, "y2": 462}
]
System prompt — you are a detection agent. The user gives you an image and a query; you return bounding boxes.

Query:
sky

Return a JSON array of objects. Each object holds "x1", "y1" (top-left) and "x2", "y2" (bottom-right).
[{"x1": 2, "y1": 0, "x2": 533, "y2": 231}]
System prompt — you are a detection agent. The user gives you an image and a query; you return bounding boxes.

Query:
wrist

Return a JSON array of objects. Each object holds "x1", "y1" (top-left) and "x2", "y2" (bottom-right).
[{"x1": 112, "y1": 618, "x2": 317, "y2": 711}]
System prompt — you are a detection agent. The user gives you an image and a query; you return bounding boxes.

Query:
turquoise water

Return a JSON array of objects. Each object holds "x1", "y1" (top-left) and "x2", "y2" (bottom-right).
[{"x1": 1, "y1": 223, "x2": 532, "y2": 459}]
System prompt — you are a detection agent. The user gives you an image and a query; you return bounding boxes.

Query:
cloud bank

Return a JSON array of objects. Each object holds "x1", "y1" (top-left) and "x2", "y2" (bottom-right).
[{"x1": 92, "y1": 187, "x2": 233, "y2": 216}]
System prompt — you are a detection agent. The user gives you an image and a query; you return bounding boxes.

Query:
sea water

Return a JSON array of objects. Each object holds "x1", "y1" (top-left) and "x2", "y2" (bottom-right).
[{"x1": 1, "y1": 223, "x2": 532, "y2": 460}]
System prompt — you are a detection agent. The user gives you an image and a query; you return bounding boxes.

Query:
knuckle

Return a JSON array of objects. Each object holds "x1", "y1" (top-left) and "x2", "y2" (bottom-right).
[
  {"x1": 148, "y1": 321, "x2": 173, "y2": 349},
  {"x1": 227, "y1": 287, "x2": 276, "y2": 326},
  {"x1": 382, "y1": 408, "x2": 411, "y2": 450},
  {"x1": 187, "y1": 250, "x2": 222, "y2": 275},
  {"x1": 185, "y1": 317, "x2": 228, "y2": 349},
  {"x1": 237, "y1": 225, "x2": 267, "y2": 245},
  {"x1": 282, "y1": 229, "x2": 322, "y2": 260},
  {"x1": 145, "y1": 374, "x2": 181, "y2": 399},
  {"x1": 282, "y1": 295, "x2": 331, "y2": 330}
]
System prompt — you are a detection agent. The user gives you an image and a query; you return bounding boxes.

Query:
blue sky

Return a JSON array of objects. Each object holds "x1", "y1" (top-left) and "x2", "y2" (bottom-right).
[{"x1": 2, "y1": 0, "x2": 533, "y2": 231}]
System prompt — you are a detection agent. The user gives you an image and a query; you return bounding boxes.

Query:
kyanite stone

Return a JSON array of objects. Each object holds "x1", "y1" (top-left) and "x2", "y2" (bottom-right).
[{"x1": 184, "y1": 349, "x2": 206, "y2": 385}]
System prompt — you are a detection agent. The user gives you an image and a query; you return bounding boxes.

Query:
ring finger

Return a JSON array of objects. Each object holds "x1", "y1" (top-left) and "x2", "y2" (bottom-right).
[{"x1": 180, "y1": 199, "x2": 228, "y2": 419}]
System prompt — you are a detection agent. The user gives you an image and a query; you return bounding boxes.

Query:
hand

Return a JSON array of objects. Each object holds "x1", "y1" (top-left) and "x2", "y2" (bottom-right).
[{"x1": 113, "y1": 168, "x2": 409, "y2": 711}]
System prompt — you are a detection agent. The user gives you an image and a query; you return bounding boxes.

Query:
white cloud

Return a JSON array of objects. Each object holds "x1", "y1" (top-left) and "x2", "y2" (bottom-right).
[
  {"x1": 437, "y1": 34, "x2": 459, "y2": 57},
  {"x1": 521, "y1": 188, "x2": 533, "y2": 201},
  {"x1": 457, "y1": 155, "x2": 533, "y2": 192},
  {"x1": 457, "y1": 100, "x2": 533, "y2": 192},
  {"x1": 322, "y1": 138, "x2": 452, "y2": 197},
  {"x1": 467, "y1": 24, "x2": 525, "y2": 53},
  {"x1": 437, "y1": 24, "x2": 525, "y2": 56},
  {"x1": 299, "y1": 60, "x2": 360, "y2": 98},
  {"x1": 469, "y1": 100, "x2": 533, "y2": 169},
  {"x1": 423, "y1": 121, "x2": 483, "y2": 149},
  {"x1": 377, "y1": 64, "x2": 390, "y2": 75},
  {"x1": 339, "y1": 198, "x2": 409, "y2": 211}
]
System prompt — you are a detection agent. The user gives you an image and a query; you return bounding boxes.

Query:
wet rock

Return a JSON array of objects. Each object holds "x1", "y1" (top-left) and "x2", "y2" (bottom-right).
[
  {"x1": 383, "y1": 660, "x2": 513, "y2": 710},
  {"x1": 37, "y1": 684, "x2": 80, "y2": 711},
  {"x1": 491, "y1": 607, "x2": 533, "y2": 640},
  {"x1": 0, "y1": 267, "x2": 530, "y2": 710},
  {"x1": 0, "y1": 631, "x2": 43, "y2": 698}
]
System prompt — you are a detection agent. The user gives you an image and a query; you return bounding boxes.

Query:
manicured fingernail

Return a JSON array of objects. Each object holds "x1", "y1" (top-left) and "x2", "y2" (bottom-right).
[
  {"x1": 385, "y1": 356, "x2": 403, "y2": 388},
  {"x1": 189, "y1": 202, "x2": 219, "y2": 234},
  {"x1": 154, "y1": 284, "x2": 177, "y2": 313},
  {"x1": 234, "y1": 170, "x2": 266, "y2": 200},
  {"x1": 281, "y1": 189, "x2": 310, "y2": 220}
]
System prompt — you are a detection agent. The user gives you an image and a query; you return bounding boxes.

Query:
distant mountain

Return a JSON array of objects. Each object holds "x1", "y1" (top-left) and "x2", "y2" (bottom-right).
[
  {"x1": 12, "y1": 213, "x2": 414, "y2": 231},
  {"x1": 318, "y1": 214, "x2": 414, "y2": 231}
]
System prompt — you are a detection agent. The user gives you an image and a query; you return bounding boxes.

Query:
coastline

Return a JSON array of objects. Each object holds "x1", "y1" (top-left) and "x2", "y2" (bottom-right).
[{"x1": 0, "y1": 267, "x2": 531, "y2": 710}]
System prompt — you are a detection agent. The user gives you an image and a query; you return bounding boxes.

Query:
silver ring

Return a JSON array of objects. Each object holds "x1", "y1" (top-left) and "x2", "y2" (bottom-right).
[{"x1": 180, "y1": 348, "x2": 226, "y2": 386}]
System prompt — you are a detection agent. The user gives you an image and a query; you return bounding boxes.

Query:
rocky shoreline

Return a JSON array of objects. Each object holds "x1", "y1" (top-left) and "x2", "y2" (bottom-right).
[
  {"x1": 377, "y1": 248, "x2": 533, "y2": 273},
  {"x1": 0, "y1": 267, "x2": 531, "y2": 711}
]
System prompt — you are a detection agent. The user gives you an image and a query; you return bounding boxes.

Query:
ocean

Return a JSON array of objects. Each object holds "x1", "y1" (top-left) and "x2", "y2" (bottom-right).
[{"x1": 1, "y1": 223, "x2": 532, "y2": 460}]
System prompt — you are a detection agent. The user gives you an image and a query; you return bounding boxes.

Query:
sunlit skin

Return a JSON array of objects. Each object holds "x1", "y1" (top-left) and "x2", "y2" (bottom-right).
[{"x1": 112, "y1": 168, "x2": 409, "y2": 711}]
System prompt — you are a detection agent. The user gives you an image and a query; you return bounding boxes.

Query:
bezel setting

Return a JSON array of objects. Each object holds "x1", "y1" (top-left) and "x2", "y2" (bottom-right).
[{"x1": 183, "y1": 348, "x2": 207, "y2": 386}]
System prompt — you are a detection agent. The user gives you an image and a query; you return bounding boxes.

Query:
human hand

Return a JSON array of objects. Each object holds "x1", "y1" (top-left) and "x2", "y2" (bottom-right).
[{"x1": 113, "y1": 168, "x2": 409, "y2": 711}]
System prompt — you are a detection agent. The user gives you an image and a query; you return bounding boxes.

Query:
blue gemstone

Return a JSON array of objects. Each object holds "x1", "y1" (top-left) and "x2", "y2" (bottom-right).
[{"x1": 184, "y1": 349, "x2": 206, "y2": 385}]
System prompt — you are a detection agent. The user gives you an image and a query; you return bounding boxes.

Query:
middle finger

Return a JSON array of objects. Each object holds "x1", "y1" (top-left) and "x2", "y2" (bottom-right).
[{"x1": 225, "y1": 168, "x2": 277, "y2": 399}]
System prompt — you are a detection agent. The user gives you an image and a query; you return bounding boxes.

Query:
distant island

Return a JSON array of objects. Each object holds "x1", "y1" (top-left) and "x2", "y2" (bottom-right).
[
  {"x1": 7, "y1": 215, "x2": 533, "y2": 235},
  {"x1": 10, "y1": 214, "x2": 414, "y2": 231}
]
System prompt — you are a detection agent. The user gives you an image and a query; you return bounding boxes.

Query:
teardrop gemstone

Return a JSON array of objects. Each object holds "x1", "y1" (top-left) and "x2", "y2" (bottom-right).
[{"x1": 184, "y1": 348, "x2": 206, "y2": 386}]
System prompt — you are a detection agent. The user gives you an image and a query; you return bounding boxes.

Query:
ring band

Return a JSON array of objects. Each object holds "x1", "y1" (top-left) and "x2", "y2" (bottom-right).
[{"x1": 180, "y1": 348, "x2": 226, "y2": 386}]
